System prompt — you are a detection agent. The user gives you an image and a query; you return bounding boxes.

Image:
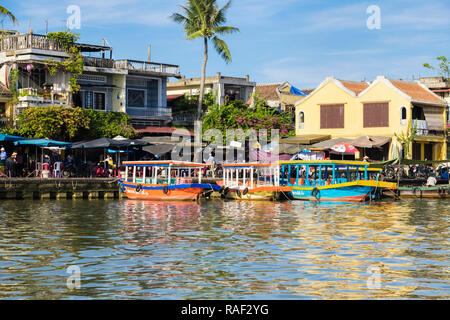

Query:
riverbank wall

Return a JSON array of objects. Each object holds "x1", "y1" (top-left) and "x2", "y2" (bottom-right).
[{"x1": 0, "y1": 178, "x2": 122, "y2": 200}]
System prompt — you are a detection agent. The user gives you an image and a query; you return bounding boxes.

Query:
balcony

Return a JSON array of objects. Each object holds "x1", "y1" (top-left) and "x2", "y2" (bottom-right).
[
  {"x1": 0, "y1": 33, "x2": 65, "y2": 52},
  {"x1": 126, "y1": 106, "x2": 172, "y2": 120},
  {"x1": 83, "y1": 56, "x2": 114, "y2": 68},
  {"x1": 114, "y1": 59, "x2": 180, "y2": 76},
  {"x1": 413, "y1": 119, "x2": 446, "y2": 137}
]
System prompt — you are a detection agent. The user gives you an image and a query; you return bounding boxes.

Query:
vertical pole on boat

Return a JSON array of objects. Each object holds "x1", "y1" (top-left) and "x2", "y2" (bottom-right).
[
  {"x1": 243, "y1": 168, "x2": 246, "y2": 187},
  {"x1": 198, "y1": 165, "x2": 202, "y2": 184},
  {"x1": 154, "y1": 166, "x2": 158, "y2": 184},
  {"x1": 250, "y1": 167, "x2": 254, "y2": 188},
  {"x1": 223, "y1": 168, "x2": 226, "y2": 186},
  {"x1": 132, "y1": 165, "x2": 136, "y2": 183},
  {"x1": 142, "y1": 164, "x2": 146, "y2": 183},
  {"x1": 296, "y1": 165, "x2": 299, "y2": 185},
  {"x1": 168, "y1": 165, "x2": 171, "y2": 185},
  {"x1": 124, "y1": 165, "x2": 128, "y2": 181},
  {"x1": 332, "y1": 164, "x2": 335, "y2": 184},
  {"x1": 235, "y1": 169, "x2": 239, "y2": 187},
  {"x1": 319, "y1": 165, "x2": 322, "y2": 185},
  {"x1": 288, "y1": 165, "x2": 291, "y2": 185},
  {"x1": 397, "y1": 158, "x2": 401, "y2": 187}
]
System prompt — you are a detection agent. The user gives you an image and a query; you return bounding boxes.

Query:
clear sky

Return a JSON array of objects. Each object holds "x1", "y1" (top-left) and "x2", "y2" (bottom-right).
[{"x1": 3, "y1": 0, "x2": 450, "y2": 89}]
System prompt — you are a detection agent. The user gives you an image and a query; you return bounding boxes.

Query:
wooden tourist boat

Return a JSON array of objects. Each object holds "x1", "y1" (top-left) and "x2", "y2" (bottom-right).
[
  {"x1": 119, "y1": 161, "x2": 221, "y2": 201},
  {"x1": 217, "y1": 163, "x2": 292, "y2": 201},
  {"x1": 279, "y1": 160, "x2": 397, "y2": 202}
]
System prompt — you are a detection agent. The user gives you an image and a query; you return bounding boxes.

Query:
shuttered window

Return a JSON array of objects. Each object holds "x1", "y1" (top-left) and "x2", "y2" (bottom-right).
[
  {"x1": 363, "y1": 102, "x2": 389, "y2": 127},
  {"x1": 320, "y1": 104, "x2": 344, "y2": 129}
]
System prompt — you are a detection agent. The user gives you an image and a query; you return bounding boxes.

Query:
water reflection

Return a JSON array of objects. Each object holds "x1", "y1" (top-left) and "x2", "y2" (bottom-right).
[{"x1": 0, "y1": 199, "x2": 448, "y2": 299}]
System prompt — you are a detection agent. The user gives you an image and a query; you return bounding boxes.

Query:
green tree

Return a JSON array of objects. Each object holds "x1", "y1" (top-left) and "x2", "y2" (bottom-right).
[
  {"x1": 171, "y1": 0, "x2": 240, "y2": 121},
  {"x1": 423, "y1": 56, "x2": 450, "y2": 79},
  {"x1": 394, "y1": 121, "x2": 418, "y2": 159},
  {"x1": 0, "y1": 5, "x2": 17, "y2": 25}
]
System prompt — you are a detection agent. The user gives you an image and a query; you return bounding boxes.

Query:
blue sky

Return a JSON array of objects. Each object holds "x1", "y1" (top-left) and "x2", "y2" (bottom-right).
[{"x1": 3, "y1": 0, "x2": 450, "y2": 89}]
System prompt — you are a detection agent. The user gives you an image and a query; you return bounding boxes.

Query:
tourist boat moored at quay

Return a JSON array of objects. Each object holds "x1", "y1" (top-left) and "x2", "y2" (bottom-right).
[
  {"x1": 217, "y1": 163, "x2": 292, "y2": 201},
  {"x1": 119, "y1": 161, "x2": 221, "y2": 201},
  {"x1": 279, "y1": 160, "x2": 397, "y2": 202}
]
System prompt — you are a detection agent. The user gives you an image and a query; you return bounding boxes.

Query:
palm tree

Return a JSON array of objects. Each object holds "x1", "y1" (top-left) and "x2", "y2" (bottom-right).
[
  {"x1": 171, "y1": 0, "x2": 239, "y2": 121},
  {"x1": 0, "y1": 5, "x2": 18, "y2": 25}
]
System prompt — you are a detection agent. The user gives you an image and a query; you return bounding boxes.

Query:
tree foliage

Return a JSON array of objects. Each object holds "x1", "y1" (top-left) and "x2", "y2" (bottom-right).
[
  {"x1": 202, "y1": 94, "x2": 295, "y2": 143},
  {"x1": 394, "y1": 121, "x2": 418, "y2": 159},
  {"x1": 423, "y1": 56, "x2": 450, "y2": 79},
  {"x1": 16, "y1": 106, "x2": 137, "y2": 141},
  {"x1": 171, "y1": 0, "x2": 240, "y2": 120}
]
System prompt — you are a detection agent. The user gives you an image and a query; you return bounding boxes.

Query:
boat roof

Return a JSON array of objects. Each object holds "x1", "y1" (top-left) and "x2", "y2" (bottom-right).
[
  {"x1": 122, "y1": 161, "x2": 206, "y2": 167},
  {"x1": 222, "y1": 162, "x2": 280, "y2": 168},
  {"x1": 279, "y1": 160, "x2": 370, "y2": 166}
]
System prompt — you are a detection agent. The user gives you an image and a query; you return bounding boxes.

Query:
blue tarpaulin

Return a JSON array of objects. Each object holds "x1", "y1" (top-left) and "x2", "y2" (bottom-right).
[
  {"x1": 290, "y1": 86, "x2": 308, "y2": 96},
  {"x1": 14, "y1": 138, "x2": 72, "y2": 147},
  {"x1": 0, "y1": 133, "x2": 24, "y2": 142}
]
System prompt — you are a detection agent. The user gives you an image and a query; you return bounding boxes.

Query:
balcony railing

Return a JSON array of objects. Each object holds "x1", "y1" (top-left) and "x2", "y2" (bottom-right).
[
  {"x1": 172, "y1": 113, "x2": 196, "y2": 122},
  {"x1": 126, "y1": 106, "x2": 172, "y2": 119},
  {"x1": 83, "y1": 56, "x2": 114, "y2": 68},
  {"x1": 115, "y1": 59, "x2": 180, "y2": 75},
  {"x1": 0, "y1": 33, "x2": 65, "y2": 52}
]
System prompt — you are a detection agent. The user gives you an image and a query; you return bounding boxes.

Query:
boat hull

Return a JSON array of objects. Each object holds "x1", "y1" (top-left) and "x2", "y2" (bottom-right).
[
  {"x1": 289, "y1": 181, "x2": 396, "y2": 202},
  {"x1": 222, "y1": 186, "x2": 291, "y2": 201},
  {"x1": 121, "y1": 182, "x2": 219, "y2": 201}
]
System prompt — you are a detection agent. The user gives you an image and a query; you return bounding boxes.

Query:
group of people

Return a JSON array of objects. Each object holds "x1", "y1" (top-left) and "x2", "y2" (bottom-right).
[{"x1": 0, "y1": 147, "x2": 25, "y2": 177}]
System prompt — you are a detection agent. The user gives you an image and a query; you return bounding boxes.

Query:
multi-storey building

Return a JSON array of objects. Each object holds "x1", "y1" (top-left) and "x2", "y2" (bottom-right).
[
  {"x1": 0, "y1": 31, "x2": 181, "y2": 128},
  {"x1": 294, "y1": 76, "x2": 448, "y2": 161}
]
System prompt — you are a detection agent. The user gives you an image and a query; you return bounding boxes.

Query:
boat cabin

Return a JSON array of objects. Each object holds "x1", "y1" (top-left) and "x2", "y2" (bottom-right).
[
  {"x1": 122, "y1": 161, "x2": 206, "y2": 185},
  {"x1": 221, "y1": 163, "x2": 281, "y2": 190},
  {"x1": 279, "y1": 161, "x2": 382, "y2": 187}
]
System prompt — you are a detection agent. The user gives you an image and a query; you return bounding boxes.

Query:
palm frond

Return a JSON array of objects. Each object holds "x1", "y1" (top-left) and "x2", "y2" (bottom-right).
[
  {"x1": 212, "y1": 36, "x2": 232, "y2": 63},
  {"x1": 0, "y1": 5, "x2": 18, "y2": 25}
]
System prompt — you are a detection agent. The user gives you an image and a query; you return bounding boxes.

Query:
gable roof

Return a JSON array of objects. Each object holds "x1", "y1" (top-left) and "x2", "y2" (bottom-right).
[
  {"x1": 339, "y1": 80, "x2": 370, "y2": 95},
  {"x1": 255, "y1": 83, "x2": 284, "y2": 101},
  {"x1": 389, "y1": 79, "x2": 446, "y2": 104}
]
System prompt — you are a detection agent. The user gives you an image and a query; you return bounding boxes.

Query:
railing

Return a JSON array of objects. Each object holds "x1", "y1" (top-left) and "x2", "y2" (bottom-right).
[
  {"x1": 83, "y1": 56, "x2": 114, "y2": 68},
  {"x1": 115, "y1": 59, "x2": 180, "y2": 75},
  {"x1": 172, "y1": 113, "x2": 196, "y2": 122},
  {"x1": 0, "y1": 33, "x2": 65, "y2": 52},
  {"x1": 126, "y1": 106, "x2": 172, "y2": 119},
  {"x1": 413, "y1": 120, "x2": 429, "y2": 136}
]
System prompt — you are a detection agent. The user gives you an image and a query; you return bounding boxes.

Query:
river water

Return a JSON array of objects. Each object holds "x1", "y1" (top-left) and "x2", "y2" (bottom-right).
[{"x1": 0, "y1": 199, "x2": 448, "y2": 300}]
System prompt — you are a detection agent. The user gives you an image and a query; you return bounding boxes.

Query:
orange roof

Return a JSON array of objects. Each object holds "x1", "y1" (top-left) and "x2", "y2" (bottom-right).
[
  {"x1": 389, "y1": 80, "x2": 446, "y2": 104},
  {"x1": 340, "y1": 80, "x2": 370, "y2": 95}
]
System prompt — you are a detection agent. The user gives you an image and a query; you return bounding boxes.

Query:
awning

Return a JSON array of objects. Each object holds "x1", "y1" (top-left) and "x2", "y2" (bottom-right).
[
  {"x1": 137, "y1": 126, "x2": 194, "y2": 136},
  {"x1": 310, "y1": 138, "x2": 353, "y2": 150},
  {"x1": 422, "y1": 106, "x2": 445, "y2": 131},
  {"x1": 167, "y1": 94, "x2": 184, "y2": 103},
  {"x1": 71, "y1": 138, "x2": 144, "y2": 149},
  {"x1": 279, "y1": 134, "x2": 331, "y2": 145},
  {"x1": 14, "y1": 138, "x2": 71, "y2": 147},
  {"x1": 350, "y1": 136, "x2": 391, "y2": 148},
  {"x1": 0, "y1": 133, "x2": 24, "y2": 142},
  {"x1": 143, "y1": 144, "x2": 176, "y2": 156}
]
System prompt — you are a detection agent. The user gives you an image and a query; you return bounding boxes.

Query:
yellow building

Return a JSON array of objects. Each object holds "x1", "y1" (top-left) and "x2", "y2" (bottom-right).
[{"x1": 295, "y1": 76, "x2": 448, "y2": 161}]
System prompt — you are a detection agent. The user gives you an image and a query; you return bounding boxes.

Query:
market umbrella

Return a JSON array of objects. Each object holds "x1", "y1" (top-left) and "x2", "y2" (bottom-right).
[
  {"x1": 0, "y1": 133, "x2": 24, "y2": 142},
  {"x1": 330, "y1": 143, "x2": 358, "y2": 160}
]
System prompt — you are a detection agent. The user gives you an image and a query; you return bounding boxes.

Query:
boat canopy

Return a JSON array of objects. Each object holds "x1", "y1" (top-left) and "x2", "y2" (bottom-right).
[
  {"x1": 122, "y1": 161, "x2": 207, "y2": 168},
  {"x1": 222, "y1": 162, "x2": 280, "y2": 169}
]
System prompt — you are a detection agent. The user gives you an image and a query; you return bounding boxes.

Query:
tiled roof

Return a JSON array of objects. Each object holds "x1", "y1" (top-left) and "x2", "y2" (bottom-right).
[
  {"x1": 389, "y1": 80, "x2": 446, "y2": 104},
  {"x1": 0, "y1": 83, "x2": 10, "y2": 95},
  {"x1": 339, "y1": 80, "x2": 370, "y2": 95},
  {"x1": 255, "y1": 83, "x2": 283, "y2": 101}
]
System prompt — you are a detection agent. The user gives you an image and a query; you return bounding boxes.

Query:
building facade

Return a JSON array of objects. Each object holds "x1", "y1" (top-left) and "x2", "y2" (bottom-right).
[
  {"x1": 167, "y1": 72, "x2": 256, "y2": 106},
  {"x1": 254, "y1": 82, "x2": 311, "y2": 112},
  {"x1": 295, "y1": 76, "x2": 448, "y2": 161},
  {"x1": 0, "y1": 31, "x2": 180, "y2": 128}
]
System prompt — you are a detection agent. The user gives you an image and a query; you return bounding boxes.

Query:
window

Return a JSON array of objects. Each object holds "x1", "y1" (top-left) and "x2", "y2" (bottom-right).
[
  {"x1": 363, "y1": 102, "x2": 389, "y2": 127},
  {"x1": 400, "y1": 106, "x2": 407, "y2": 125},
  {"x1": 127, "y1": 89, "x2": 146, "y2": 107},
  {"x1": 298, "y1": 111, "x2": 304, "y2": 129},
  {"x1": 320, "y1": 104, "x2": 344, "y2": 129},
  {"x1": 84, "y1": 91, "x2": 106, "y2": 110}
]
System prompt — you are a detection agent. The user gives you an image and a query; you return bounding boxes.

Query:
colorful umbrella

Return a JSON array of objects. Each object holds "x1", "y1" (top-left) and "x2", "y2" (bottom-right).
[{"x1": 330, "y1": 143, "x2": 358, "y2": 159}]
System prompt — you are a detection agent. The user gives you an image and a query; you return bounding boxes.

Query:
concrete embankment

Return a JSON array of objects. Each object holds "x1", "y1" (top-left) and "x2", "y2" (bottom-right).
[{"x1": 0, "y1": 178, "x2": 121, "y2": 200}]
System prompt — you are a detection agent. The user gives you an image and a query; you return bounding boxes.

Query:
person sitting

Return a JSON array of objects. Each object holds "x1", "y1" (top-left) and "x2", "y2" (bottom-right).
[{"x1": 425, "y1": 174, "x2": 437, "y2": 187}]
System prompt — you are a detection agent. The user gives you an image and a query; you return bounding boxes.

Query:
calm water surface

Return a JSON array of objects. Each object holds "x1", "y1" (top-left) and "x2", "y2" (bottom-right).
[{"x1": 0, "y1": 199, "x2": 448, "y2": 299}]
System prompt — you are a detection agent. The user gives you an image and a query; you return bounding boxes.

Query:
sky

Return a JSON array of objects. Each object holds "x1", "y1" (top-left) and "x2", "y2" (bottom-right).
[{"x1": 2, "y1": 0, "x2": 450, "y2": 89}]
